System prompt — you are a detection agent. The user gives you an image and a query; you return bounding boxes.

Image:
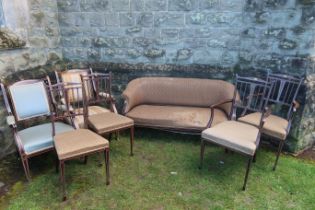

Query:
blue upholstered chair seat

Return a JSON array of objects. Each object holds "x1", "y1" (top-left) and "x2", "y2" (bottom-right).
[{"x1": 18, "y1": 122, "x2": 74, "y2": 155}]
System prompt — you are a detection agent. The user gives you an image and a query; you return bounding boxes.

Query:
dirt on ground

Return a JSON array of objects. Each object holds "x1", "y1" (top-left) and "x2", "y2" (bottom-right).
[{"x1": 297, "y1": 146, "x2": 315, "y2": 162}]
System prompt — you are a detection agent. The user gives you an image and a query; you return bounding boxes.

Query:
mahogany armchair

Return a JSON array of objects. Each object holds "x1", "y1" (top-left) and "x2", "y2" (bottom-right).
[
  {"x1": 200, "y1": 76, "x2": 272, "y2": 190},
  {"x1": 238, "y1": 73, "x2": 303, "y2": 170}
]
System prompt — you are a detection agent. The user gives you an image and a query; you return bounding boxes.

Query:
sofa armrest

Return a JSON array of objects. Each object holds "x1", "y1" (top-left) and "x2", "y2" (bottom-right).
[
  {"x1": 206, "y1": 99, "x2": 233, "y2": 128},
  {"x1": 122, "y1": 88, "x2": 143, "y2": 114}
]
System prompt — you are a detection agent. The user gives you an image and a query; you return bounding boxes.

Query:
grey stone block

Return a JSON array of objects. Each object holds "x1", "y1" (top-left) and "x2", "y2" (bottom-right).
[
  {"x1": 161, "y1": 29, "x2": 179, "y2": 38},
  {"x1": 145, "y1": 0, "x2": 167, "y2": 11},
  {"x1": 186, "y1": 13, "x2": 207, "y2": 25},
  {"x1": 112, "y1": 0, "x2": 130, "y2": 11},
  {"x1": 168, "y1": 0, "x2": 198, "y2": 11},
  {"x1": 89, "y1": 13, "x2": 105, "y2": 27},
  {"x1": 131, "y1": 0, "x2": 145, "y2": 11},
  {"x1": 80, "y1": 0, "x2": 110, "y2": 12},
  {"x1": 154, "y1": 13, "x2": 184, "y2": 27},
  {"x1": 144, "y1": 48, "x2": 165, "y2": 58},
  {"x1": 57, "y1": 0, "x2": 80, "y2": 12},
  {"x1": 133, "y1": 37, "x2": 153, "y2": 47},
  {"x1": 120, "y1": 13, "x2": 136, "y2": 26},
  {"x1": 136, "y1": 13, "x2": 154, "y2": 27},
  {"x1": 105, "y1": 13, "x2": 120, "y2": 26},
  {"x1": 199, "y1": 0, "x2": 221, "y2": 10}
]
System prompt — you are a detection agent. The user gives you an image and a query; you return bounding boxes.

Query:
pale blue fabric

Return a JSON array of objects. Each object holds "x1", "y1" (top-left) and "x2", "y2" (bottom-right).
[
  {"x1": 18, "y1": 122, "x2": 74, "y2": 154},
  {"x1": 9, "y1": 82, "x2": 50, "y2": 120}
]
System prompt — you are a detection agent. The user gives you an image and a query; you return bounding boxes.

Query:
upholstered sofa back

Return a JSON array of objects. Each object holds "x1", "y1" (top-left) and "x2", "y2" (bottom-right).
[{"x1": 122, "y1": 77, "x2": 235, "y2": 115}]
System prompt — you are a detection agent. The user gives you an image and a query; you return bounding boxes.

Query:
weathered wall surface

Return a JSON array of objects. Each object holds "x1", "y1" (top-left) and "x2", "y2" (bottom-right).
[
  {"x1": 0, "y1": 0, "x2": 62, "y2": 158},
  {"x1": 0, "y1": 0, "x2": 314, "y2": 158},
  {"x1": 58, "y1": 0, "x2": 243, "y2": 66}
]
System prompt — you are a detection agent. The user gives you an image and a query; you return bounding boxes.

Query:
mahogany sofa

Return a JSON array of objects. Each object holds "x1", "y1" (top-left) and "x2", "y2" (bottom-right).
[{"x1": 122, "y1": 77, "x2": 236, "y2": 133}]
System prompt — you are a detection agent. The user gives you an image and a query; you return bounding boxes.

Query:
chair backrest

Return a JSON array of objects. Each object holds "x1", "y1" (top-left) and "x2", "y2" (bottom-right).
[
  {"x1": 47, "y1": 82, "x2": 87, "y2": 130},
  {"x1": 55, "y1": 68, "x2": 93, "y2": 103},
  {"x1": 267, "y1": 73, "x2": 303, "y2": 120},
  {"x1": 232, "y1": 75, "x2": 272, "y2": 119},
  {"x1": 80, "y1": 72, "x2": 112, "y2": 108},
  {"x1": 8, "y1": 80, "x2": 51, "y2": 121}
]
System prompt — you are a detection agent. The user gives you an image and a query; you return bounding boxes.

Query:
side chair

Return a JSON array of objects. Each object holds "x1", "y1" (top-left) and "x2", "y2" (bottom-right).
[
  {"x1": 238, "y1": 73, "x2": 303, "y2": 170},
  {"x1": 0, "y1": 80, "x2": 74, "y2": 181},
  {"x1": 47, "y1": 81, "x2": 110, "y2": 201},
  {"x1": 81, "y1": 73, "x2": 135, "y2": 156},
  {"x1": 200, "y1": 76, "x2": 273, "y2": 190},
  {"x1": 54, "y1": 68, "x2": 117, "y2": 128}
]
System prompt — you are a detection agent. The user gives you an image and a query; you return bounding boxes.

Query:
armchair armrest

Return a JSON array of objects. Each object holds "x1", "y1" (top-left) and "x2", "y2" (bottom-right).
[{"x1": 206, "y1": 99, "x2": 233, "y2": 128}]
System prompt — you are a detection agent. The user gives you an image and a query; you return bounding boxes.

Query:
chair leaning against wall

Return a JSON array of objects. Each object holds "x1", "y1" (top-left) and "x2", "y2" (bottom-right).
[
  {"x1": 0, "y1": 80, "x2": 74, "y2": 181},
  {"x1": 53, "y1": 68, "x2": 117, "y2": 129},
  {"x1": 200, "y1": 75, "x2": 273, "y2": 190},
  {"x1": 238, "y1": 73, "x2": 303, "y2": 170}
]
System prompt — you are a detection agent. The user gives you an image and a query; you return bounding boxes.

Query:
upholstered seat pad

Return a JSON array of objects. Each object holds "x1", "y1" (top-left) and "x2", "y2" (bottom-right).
[
  {"x1": 54, "y1": 129, "x2": 109, "y2": 160},
  {"x1": 238, "y1": 112, "x2": 288, "y2": 140},
  {"x1": 202, "y1": 121, "x2": 259, "y2": 156},
  {"x1": 18, "y1": 122, "x2": 74, "y2": 155},
  {"x1": 126, "y1": 105, "x2": 228, "y2": 131},
  {"x1": 71, "y1": 106, "x2": 111, "y2": 128},
  {"x1": 88, "y1": 112, "x2": 134, "y2": 134}
]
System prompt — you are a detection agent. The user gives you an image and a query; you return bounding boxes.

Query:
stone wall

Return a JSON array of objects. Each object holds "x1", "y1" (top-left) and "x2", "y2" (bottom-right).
[{"x1": 58, "y1": 0, "x2": 243, "y2": 66}]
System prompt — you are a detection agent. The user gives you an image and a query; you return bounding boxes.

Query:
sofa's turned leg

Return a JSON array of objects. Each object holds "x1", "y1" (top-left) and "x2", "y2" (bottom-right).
[{"x1": 199, "y1": 139, "x2": 205, "y2": 169}]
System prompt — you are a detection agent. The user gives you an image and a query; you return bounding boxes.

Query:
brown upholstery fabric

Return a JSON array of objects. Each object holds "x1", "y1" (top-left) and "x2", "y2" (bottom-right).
[
  {"x1": 202, "y1": 121, "x2": 259, "y2": 156},
  {"x1": 238, "y1": 112, "x2": 288, "y2": 140},
  {"x1": 122, "y1": 77, "x2": 235, "y2": 115},
  {"x1": 126, "y1": 105, "x2": 228, "y2": 131},
  {"x1": 68, "y1": 106, "x2": 111, "y2": 129},
  {"x1": 54, "y1": 129, "x2": 109, "y2": 160},
  {"x1": 88, "y1": 112, "x2": 134, "y2": 134}
]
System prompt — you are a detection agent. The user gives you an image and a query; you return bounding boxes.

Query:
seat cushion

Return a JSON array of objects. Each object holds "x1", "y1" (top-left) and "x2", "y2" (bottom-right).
[
  {"x1": 54, "y1": 129, "x2": 109, "y2": 160},
  {"x1": 238, "y1": 112, "x2": 288, "y2": 140},
  {"x1": 202, "y1": 121, "x2": 259, "y2": 156},
  {"x1": 18, "y1": 122, "x2": 74, "y2": 155},
  {"x1": 88, "y1": 112, "x2": 134, "y2": 134},
  {"x1": 71, "y1": 106, "x2": 111, "y2": 128},
  {"x1": 126, "y1": 105, "x2": 228, "y2": 131}
]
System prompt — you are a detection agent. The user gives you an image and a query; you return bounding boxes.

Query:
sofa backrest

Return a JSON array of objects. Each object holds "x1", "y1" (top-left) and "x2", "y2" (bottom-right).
[{"x1": 123, "y1": 77, "x2": 236, "y2": 115}]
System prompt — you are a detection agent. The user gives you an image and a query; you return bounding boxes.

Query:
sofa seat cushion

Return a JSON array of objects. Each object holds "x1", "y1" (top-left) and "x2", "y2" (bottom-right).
[
  {"x1": 88, "y1": 112, "x2": 134, "y2": 134},
  {"x1": 71, "y1": 106, "x2": 111, "y2": 128},
  {"x1": 126, "y1": 105, "x2": 228, "y2": 131},
  {"x1": 202, "y1": 121, "x2": 259, "y2": 156},
  {"x1": 18, "y1": 122, "x2": 74, "y2": 155},
  {"x1": 238, "y1": 112, "x2": 288, "y2": 140},
  {"x1": 54, "y1": 129, "x2": 109, "y2": 160}
]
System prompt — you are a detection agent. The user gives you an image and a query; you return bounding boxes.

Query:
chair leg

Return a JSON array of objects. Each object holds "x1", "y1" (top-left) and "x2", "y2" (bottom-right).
[
  {"x1": 243, "y1": 157, "x2": 253, "y2": 191},
  {"x1": 130, "y1": 126, "x2": 134, "y2": 156},
  {"x1": 108, "y1": 133, "x2": 112, "y2": 141},
  {"x1": 84, "y1": 156, "x2": 88, "y2": 165},
  {"x1": 21, "y1": 156, "x2": 31, "y2": 181},
  {"x1": 55, "y1": 157, "x2": 59, "y2": 173},
  {"x1": 253, "y1": 153, "x2": 257, "y2": 163},
  {"x1": 225, "y1": 148, "x2": 229, "y2": 154},
  {"x1": 273, "y1": 141, "x2": 284, "y2": 171},
  {"x1": 98, "y1": 152, "x2": 103, "y2": 167},
  {"x1": 59, "y1": 160, "x2": 67, "y2": 201},
  {"x1": 115, "y1": 131, "x2": 119, "y2": 140},
  {"x1": 199, "y1": 139, "x2": 205, "y2": 169},
  {"x1": 104, "y1": 148, "x2": 110, "y2": 185}
]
